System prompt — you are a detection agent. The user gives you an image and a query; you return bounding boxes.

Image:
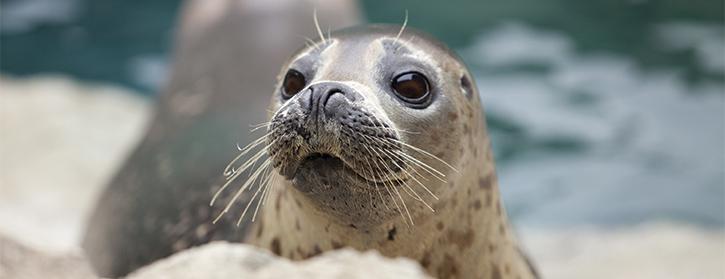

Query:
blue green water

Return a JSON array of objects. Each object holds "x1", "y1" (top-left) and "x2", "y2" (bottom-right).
[{"x1": 1, "y1": 0, "x2": 723, "y2": 228}]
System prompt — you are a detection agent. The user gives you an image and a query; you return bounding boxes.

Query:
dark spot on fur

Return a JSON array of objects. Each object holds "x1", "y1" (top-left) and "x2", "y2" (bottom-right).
[
  {"x1": 488, "y1": 243, "x2": 497, "y2": 253},
  {"x1": 256, "y1": 219, "x2": 265, "y2": 238},
  {"x1": 430, "y1": 132, "x2": 441, "y2": 145},
  {"x1": 497, "y1": 200, "x2": 502, "y2": 216},
  {"x1": 331, "y1": 241, "x2": 344, "y2": 249},
  {"x1": 448, "y1": 111, "x2": 459, "y2": 120},
  {"x1": 479, "y1": 174, "x2": 492, "y2": 190},
  {"x1": 491, "y1": 264, "x2": 502, "y2": 279},
  {"x1": 435, "y1": 199, "x2": 448, "y2": 211},
  {"x1": 294, "y1": 198, "x2": 302, "y2": 208},
  {"x1": 387, "y1": 226, "x2": 397, "y2": 241},
  {"x1": 447, "y1": 229, "x2": 475, "y2": 250},
  {"x1": 275, "y1": 193, "x2": 282, "y2": 211},
  {"x1": 436, "y1": 254, "x2": 459, "y2": 278},
  {"x1": 473, "y1": 199, "x2": 482, "y2": 210},
  {"x1": 349, "y1": 223, "x2": 357, "y2": 229},
  {"x1": 498, "y1": 223, "x2": 506, "y2": 235},
  {"x1": 436, "y1": 222, "x2": 444, "y2": 231},
  {"x1": 504, "y1": 263, "x2": 511, "y2": 274},
  {"x1": 420, "y1": 251, "x2": 432, "y2": 268},
  {"x1": 295, "y1": 219, "x2": 301, "y2": 231},
  {"x1": 270, "y1": 238, "x2": 281, "y2": 256},
  {"x1": 485, "y1": 193, "x2": 493, "y2": 207}
]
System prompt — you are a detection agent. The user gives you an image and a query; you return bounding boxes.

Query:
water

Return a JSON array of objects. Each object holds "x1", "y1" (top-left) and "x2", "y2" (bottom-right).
[
  {"x1": 1, "y1": 0, "x2": 723, "y2": 228},
  {"x1": 464, "y1": 23, "x2": 724, "y2": 227}
]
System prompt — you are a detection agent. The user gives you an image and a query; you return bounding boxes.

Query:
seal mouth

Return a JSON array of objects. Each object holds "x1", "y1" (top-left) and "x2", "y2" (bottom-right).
[{"x1": 293, "y1": 152, "x2": 406, "y2": 188}]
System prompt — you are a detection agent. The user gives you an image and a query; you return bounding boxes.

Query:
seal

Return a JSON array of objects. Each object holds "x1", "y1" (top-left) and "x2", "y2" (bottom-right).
[{"x1": 214, "y1": 24, "x2": 538, "y2": 279}]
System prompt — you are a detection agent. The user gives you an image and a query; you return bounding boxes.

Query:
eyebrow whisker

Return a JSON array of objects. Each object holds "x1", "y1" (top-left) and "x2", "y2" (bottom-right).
[
  {"x1": 393, "y1": 10, "x2": 409, "y2": 49},
  {"x1": 313, "y1": 8, "x2": 326, "y2": 44}
]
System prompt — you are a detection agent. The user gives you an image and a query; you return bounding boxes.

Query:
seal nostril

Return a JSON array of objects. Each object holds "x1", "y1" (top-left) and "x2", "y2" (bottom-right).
[{"x1": 322, "y1": 89, "x2": 344, "y2": 109}]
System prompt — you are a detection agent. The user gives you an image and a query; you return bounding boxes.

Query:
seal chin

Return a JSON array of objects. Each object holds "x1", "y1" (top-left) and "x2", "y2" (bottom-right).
[{"x1": 289, "y1": 152, "x2": 405, "y2": 194}]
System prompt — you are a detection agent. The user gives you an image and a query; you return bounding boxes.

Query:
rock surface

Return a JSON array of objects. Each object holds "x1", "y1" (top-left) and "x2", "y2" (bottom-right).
[
  {"x1": 0, "y1": 235, "x2": 430, "y2": 279},
  {"x1": 129, "y1": 242, "x2": 431, "y2": 279},
  {"x1": 0, "y1": 235, "x2": 95, "y2": 279}
]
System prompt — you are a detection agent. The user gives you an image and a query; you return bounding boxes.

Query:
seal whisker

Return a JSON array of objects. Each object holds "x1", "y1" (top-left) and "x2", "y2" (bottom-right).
[
  {"x1": 261, "y1": 173, "x2": 276, "y2": 206},
  {"x1": 251, "y1": 168, "x2": 275, "y2": 223},
  {"x1": 391, "y1": 139, "x2": 459, "y2": 173},
  {"x1": 212, "y1": 144, "x2": 273, "y2": 207},
  {"x1": 372, "y1": 144, "x2": 439, "y2": 185},
  {"x1": 395, "y1": 151, "x2": 447, "y2": 182},
  {"x1": 378, "y1": 147, "x2": 439, "y2": 203},
  {"x1": 365, "y1": 113, "x2": 414, "y2": 135},
  {"x1": 224, "y1": 143, "x2": 257, "y2": 176},
  {"x1": 360, "y1": 124, "x2": 419, "y2": 135},
  {"x1": 249, "y1": 122, "x2": 271, "y2": 133},
  {"x1": 224, "y1": 148, "x2": 265, "y2": 180},
  {"x1": 357, "y1": 133, "x2": 446, "y2": 182},
  {"x1": 312, "y1": 8, "x2": 326, "y2": 44},
  {"x1": 224, "y1": 142, "x2": 270, "y2": 181},
  {"x1": 360, "y1": 115, "x2": 441, "y2": 172},
  {"x1": 358, "y1": 146, "x2": 391, "y2": 211},
  {"x1": 234, "y1": 162, "x2": 272, "y2": 226},
  {"x1": 359, "y1": 143, "x2": 392, "y2": 211},
  {"x1": 353, "y1": 153, "x2": 385, "y2": 210},
  {"x1": 362, "y1": 141, "x2": 414, "y2": 226},
  {"x1": 378, "y1": 148, "x2": 435, "y2": 212},
  {"x1": 295, "y1": 35, "x2": 320, "y2": 51},
  {"x1": 390, "y1": 181, "x2": 413, "y2": 227},
  {"x1": 393, "y1": 10, "x2": 409, "y2": 48},
  {"x1": 224, "y1": 133, "x2": 272, "y2": 176},
  {"x1": 361, "y1": 143, "x2": 405, "y2": 222},
  {"x1": 383, "y1": 147, "x2": 445, "y2": 183},
  {"x1": 370, "y1": 145, "x2": 435, "y2": 213},
  {"x1": 213, "y1": 159, "x2": 271, "y2": 224}
]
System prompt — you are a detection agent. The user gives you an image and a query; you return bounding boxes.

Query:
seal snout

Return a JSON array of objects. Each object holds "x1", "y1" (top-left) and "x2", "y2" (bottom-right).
[
  {"x1": 300, "y1": 82, "x2": 361, "y2": 122},
  {"x1": 268, "y1": 79, "x2": 408, "y2": 189}
]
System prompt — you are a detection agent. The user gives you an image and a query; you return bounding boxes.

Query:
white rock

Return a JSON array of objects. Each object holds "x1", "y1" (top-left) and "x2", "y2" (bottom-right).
[{"x1": 128, "y1": 242, "x2": 431, "y2": 279}]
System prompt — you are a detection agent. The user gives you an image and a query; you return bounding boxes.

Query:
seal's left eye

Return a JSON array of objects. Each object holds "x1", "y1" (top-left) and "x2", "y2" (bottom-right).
[
  {"x1": 282, "y1": 69, "x2": 306, "y2": 98},
  {"x1": 391, "y1": 72, "x2": 430, "y2": 106}
]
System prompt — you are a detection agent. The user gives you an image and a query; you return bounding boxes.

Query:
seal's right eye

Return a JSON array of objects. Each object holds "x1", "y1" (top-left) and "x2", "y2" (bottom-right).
[
  {"x1": 391, "y1": 71, "x2": 431, "y2": 107},
  {"x1": 282, "y1": 69, "x2": 306, "y2": 98}
]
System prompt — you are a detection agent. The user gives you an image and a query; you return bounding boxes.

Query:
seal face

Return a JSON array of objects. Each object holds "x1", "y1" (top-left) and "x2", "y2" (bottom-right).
[{"x1": 266, "y1": 26, "x2": 468, "y2": 227}]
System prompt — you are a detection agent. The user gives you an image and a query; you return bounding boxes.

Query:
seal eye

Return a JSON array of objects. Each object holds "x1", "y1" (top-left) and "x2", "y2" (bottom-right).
[
  {"x1": 391, "y1": 72, "x2": 430, "y2": 106},
  {"x1": 282, "y1": 69, "x2": 306, "y2": 98}
]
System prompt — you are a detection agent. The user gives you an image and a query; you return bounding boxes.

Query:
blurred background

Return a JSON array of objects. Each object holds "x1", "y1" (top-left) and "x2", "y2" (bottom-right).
[{"x1": 1, "y1": 0, "x2": 723, "y2": 278}]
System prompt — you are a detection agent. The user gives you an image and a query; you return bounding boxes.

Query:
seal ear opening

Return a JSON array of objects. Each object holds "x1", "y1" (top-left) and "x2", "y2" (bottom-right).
[{"x1": 460, "y1": 74, "x2": 474, "y2": 100}]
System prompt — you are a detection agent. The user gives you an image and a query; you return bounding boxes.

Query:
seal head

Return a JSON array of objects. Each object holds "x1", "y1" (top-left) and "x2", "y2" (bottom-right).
[
  {"x1": 252, "y1": 25, "x2": 537, "y2": 279},
  {"x1": 267, "y1": 25, "x2": 473, "y2": 227}
]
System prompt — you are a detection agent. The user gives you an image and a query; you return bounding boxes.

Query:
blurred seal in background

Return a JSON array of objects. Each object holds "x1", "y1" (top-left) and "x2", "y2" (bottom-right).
[{"x1": 82, "y1": 0, "x2": 361, "y2": 277}]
